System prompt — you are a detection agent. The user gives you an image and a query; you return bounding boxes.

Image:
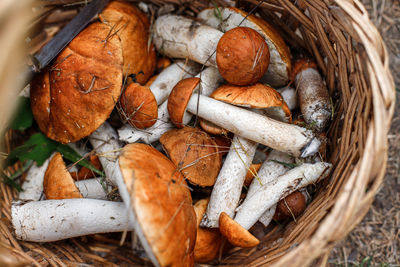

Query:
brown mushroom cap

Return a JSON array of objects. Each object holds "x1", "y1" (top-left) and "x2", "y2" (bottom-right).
[
  {"x1": 199, "y1": 119, "x2": 228, "y2": 135},
  {"x1": 160, "y1": 127, "x2": 222, "y2": 187},
  {"x1": 167, "y1": 77, "x2": 200, "y2": 128},
  {"x1": 43, "y1": 153, "x2": 83, "y2": 199},
  {"x1": 273, "y1": 191, "x2": 307, "y2": 221},
  {"x1": 156, "y1": 58, "x2": 171, "y2": 73},
  {"x1": 211, "y1": 83, "x2": 292, "y2": 122},
  {"x1": 216, "y1": 27, "x2": 270, "y2": 86},
  {"x1": 119, "y1": 143, "x2": 196, "y2": 266},
  {"x1": 144, "y1": 75, "x2": 158, "y2": 87},
  {"x1": 219, "y1": 212, "x2": 259, "y2": 248},
  {"x1": 120, "y1": 83, "x2": 158, "y2": 129},
  {"x1": 30, "y1": 22, "x2": 123, "y2": 144},
  {"x1": 99, "y1": 1, "x2": 156, "y2": 84},
  {"x1": 193, "y1": 199, "x2": 223, "y2": 263}
]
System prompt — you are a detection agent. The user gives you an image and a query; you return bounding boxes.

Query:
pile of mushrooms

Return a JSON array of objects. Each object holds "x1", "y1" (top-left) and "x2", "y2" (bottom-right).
[{"x1": 12, "y1": 1, "x2": 335, "y2": 266}]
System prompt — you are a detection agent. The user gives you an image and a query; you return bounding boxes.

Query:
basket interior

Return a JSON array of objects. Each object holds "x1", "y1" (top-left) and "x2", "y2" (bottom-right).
[{"x1": 0, "y1": 0, "x2": 395, "y2": 266}]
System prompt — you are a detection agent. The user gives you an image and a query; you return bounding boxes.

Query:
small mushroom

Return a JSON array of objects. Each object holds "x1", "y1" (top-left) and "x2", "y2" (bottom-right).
[
  {"x1": 292, "y1": 58, "x2": 331, "y2": 131},
  {"x1": 273, "y1": 191, "x2": 307, "y2": 221},
  {"x1": 198, "y1": 7, "x2": 291, "y2": 87},
  {"x1": 70, "y1": 154, "x2": 102, "y2": 181},
  {"x1": 160, "y1": 127, "x2": 222, "y2": 187},
  {"x1": 117, "y1": 61, "x2": 201, "y2": 144}
]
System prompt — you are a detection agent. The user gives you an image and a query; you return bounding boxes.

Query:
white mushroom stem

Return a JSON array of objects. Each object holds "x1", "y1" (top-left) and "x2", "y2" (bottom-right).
[
  {"x1": 200, "y1": 135, "x2": 257, "y2": 228},
  {"x1": 12, "y1": 199, "x2": 132, "y2": 242},
  {"x1": 185, "y1": 93, "x2": 320, "y2": 157},
  {"x1": 89, "y1": 122, "x2": 122, "y2": 186},
  {"x1": 18, "y1": 155, "x2": 53, "y2": 201},
  {"x1": 234, "y1": 162, "x2": 332, "y2": 230},
  {"x1": 75, "y1": 178, "x2": 112, "y2": 200},
  {"x1": 150, "y1": 61, "x2": 200, "y2": 104},
  {"x1": 277, "y1": 86, "x2": 298, "y2": 111},
  {"x1": 295, "y1": 68, "x2": 331, "y2": 131},
  {"x1": 118, "y1": 67, "x2": 222, "y2": 144},
  {"x1": 152, "y1": 15, "x2": 223, "y2": 66}
]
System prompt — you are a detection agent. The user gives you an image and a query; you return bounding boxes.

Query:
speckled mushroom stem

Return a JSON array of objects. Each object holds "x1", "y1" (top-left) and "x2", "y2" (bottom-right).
[
  {"x1": 75, "y1": 178, "x2": 111, "y2": 200},
  {"x1": 118, "y1": 67, "x2": 222, "y2": 144},
  {"x1": 89, "y1": 122, "x2": 122, "y2": 186},
  {"x1": 200, "y1": 135, "x2": 257, "y2": 228},
  {"x1": 18, "y1": 155, "x2": 53, "y2": 201},
  {"x1": 295, "y1": 68, "x2": 331, "y2": 131},
  {"x1": 185, "y1": 94, "x2": 320, "y2": 157},
  {"x1": 12, "y1": 199, "x2": 132, "y2": 242},
  {"x1": 234, "y1": 162, "x2": 332, "y2": 230},
  {"x1": 152, "y1": 15, "x2": 223, "y2": 66}
]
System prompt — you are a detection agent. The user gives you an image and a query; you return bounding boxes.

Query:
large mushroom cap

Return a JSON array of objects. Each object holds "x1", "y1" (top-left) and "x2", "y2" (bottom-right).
[
  {"x1": 99, "y1": 0, "x2": 156, "y2": 84},
  {"x1": 43, "y1": 152, "x2": 82, "y2": 199},
  {"x1": 160, "y1": 127, "x2": 222, "y2": 187},
  {"x1": 216, "y1": 27, "x2": 270, "y2": 86},
  {"x1": 118, "y1": 143, "x2": 196, "y2": 266},
  {"x1": 210, "y1": 83, "x2": 292, "y2": 122},
  {"x1": 167, "y1": 77, "x2": 200, "y2": 128},
  {"x1": 120, "y1": 83, "x2": 158, "y2": 129},
  {"x1": 31, "y1": 22, "x2": 123, "y2": 144},
  {"x1": 198, "y1": 7, "x2": 291, "y2": 87}
]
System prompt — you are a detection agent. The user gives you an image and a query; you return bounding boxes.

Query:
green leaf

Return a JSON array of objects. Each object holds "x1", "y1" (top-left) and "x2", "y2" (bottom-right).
[
  {"x1": 1, "y1": 172, "x2": 22, "y2": 192},
  {"x1": 5, "y1": 133, "x2": 57, "y2": 167},
  {"x1": 9, "y1": 97, "x2": 33, "y2": 131},
  {"x1": 211, "y1": 0, "x2": 223, "y2": 23},
  {"x1": 56, "y1": 144, "x2": 104, "y2": 176}
]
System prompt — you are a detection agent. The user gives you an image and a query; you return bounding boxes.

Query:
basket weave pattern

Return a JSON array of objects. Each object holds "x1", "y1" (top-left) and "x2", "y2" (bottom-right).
[{"x1": 0, "y1": 0, "x2": 395, "y2": 266}]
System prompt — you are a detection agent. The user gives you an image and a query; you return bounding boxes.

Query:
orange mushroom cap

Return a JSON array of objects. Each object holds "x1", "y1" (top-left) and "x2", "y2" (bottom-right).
[
  {"x1": 199, "y1": 119, "x2": 228, "y2": 136},
  {"x1": 44, "y1": 153, "x2": 82, "y2": 199},
  {"x1": 160, "y1": 127, "x2": 222, "y2": 187},
  {"x1": 216, "y1": 27, "x2": 270, "y2": 86},
  {"x1": 219, "y1": 212, "x2": 259, "y2": 248},
  {"x1": 120, "y1": 83, "x2": 158, "y2": 129},
  {"x1": 167, "y1": 77, "x2": 200, "y2": 128},
  {"x1": 99, "y1": 1, "x2": 156, "y2": 84},
  {"x1": 119, "y1": 143, "x2": 196, "y2": 266},
  {"x1": 30, "y1": 22, "x2": 123, "y2": 144}
]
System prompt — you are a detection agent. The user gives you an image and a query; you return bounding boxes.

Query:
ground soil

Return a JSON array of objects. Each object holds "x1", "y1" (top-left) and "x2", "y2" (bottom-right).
[{"x1": 329, "y1": 0, "x2": 400, "y2": 265}]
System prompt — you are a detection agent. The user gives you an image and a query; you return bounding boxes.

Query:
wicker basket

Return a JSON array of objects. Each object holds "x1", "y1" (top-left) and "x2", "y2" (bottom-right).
[{"x1": 0, "y1": 0, "x2": 395, "y2": 266}]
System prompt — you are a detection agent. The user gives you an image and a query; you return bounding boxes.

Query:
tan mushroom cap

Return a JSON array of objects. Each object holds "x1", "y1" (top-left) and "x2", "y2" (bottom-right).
[
  {"x1": 99, "y1": 0, "x2": 156, "y2": 84},
  {"x1": 160, "y1": 127, "x2": 222, "y2": 187},
  {"x1": 274, "y1": 191, "x2": 307, "y2": 221},
  {"x1": 199, "y1": 119, "x2": 228, "y2": 135},
  {"x1": 30, "y1": 22, "x2": 123, "y2": 144},
  {"x1": 120, "y1": 83, "x2": 158, "y2": 129},
  {"x1": 193, "y1": 199, "x2": 223, "y2": 263},
  {"x1": 211, "y1": 83, "x2": 292, "y2": 122},
  {"x1": 219, "y1": 212, "x2": 259, "y2": 248},
  {"x1": 168, "y1": 77, "x2": 200, "y2": 128},
  {"x1": 119, "y1": 143, "x2": 196, "y2": 266},
  {"x1": 216, "y1": 27, "x2": 270, "y2": 86},
  {"x1": 43, "y1": 153, "x2": 82, "y2": 199}
]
